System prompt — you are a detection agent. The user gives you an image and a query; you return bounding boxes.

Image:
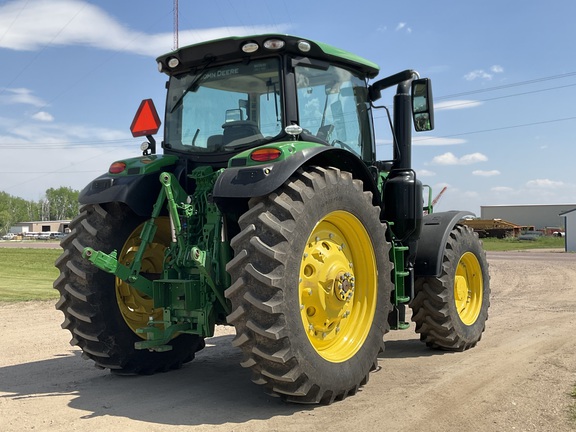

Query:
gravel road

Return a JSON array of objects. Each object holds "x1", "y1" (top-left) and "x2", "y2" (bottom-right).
[{"x1": 1, "y1": 250, "x2": 575, "y2": 432}]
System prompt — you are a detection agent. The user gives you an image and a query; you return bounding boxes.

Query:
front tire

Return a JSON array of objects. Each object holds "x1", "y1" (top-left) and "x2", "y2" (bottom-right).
[
  {"x1": 54, "y1": 203, "x2": 204, "y2": 374},
  {"x1": 225, "y1": 166, "x2": 393, "y2": 403},
  {"x1": 411, "y1": 224, "x2": 490, "y2": 351}
]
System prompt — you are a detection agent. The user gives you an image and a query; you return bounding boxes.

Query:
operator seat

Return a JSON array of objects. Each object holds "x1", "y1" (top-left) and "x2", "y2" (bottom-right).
[{"x1": 221, "y1": 120, "x2": 263, "y2": 146}]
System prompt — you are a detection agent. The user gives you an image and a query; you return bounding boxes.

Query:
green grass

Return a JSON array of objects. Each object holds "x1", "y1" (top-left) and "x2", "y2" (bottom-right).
[
  {"x1": 0, "y1": 248, "x2": 61, "y2": 302},
  {"x1": 481, "y1": 236, "x2": 565, "y2": 251}
]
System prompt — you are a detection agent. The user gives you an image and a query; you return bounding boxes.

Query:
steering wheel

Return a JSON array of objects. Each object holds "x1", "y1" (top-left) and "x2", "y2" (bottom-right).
[{"x1": 332, "y1": 139, "x2": 356, "y2": 153}]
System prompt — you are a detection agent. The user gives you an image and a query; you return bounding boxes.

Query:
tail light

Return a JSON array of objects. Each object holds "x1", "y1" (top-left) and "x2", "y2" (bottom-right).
[
  {"x1": 250, "y1": 148, "x2": 282, "y2": 162},
  {"x1": 109, "y1": 161, "x2": 127, "y2": 174}
]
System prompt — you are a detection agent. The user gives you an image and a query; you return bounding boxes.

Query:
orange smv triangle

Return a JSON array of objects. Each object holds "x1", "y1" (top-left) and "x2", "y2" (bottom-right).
[{"x1": 130, "y1": 99, "x2": 161, "y2": 137}]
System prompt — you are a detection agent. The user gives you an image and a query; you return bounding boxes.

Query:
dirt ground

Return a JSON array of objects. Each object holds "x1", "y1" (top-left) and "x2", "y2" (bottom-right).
[{"x1": 1, "y1": 250, "x2": 575, "y2": 432}]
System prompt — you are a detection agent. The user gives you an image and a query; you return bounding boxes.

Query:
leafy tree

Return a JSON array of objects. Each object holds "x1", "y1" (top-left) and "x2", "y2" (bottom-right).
[
  {"x1": 44, "y1": 187, "x2": 80, "y2": 220},
  {"x1": 0, "y1": 208, "x2": 10, "y2": 234},
  {"x1": 0, "y1": 192, "x2": 40, "y2": 233}
]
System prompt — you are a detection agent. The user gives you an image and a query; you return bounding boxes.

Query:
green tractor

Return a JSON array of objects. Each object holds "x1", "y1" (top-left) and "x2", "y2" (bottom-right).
[{"x1": 54, "y1": 34, "x2": 490, "y2": 404}]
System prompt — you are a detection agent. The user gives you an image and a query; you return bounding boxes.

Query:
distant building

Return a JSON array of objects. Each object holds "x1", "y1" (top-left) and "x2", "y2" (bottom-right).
[
  {"x1": 481, "y1": 204, "x2": 576, "y2": 231},
  {"x1": 10, "y1": 220, "x2": 71, "y2": 236},
  {"x1": 560, "y1": 208, "x2": 576, "y2": 252}
]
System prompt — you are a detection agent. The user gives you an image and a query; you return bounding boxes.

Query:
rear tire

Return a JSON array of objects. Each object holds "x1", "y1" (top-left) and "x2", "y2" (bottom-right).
[
  {"x1": 226, "y1": 166, "x2": 393, "y2": 403},
  {"x1": 411, "y1": 224, "x2": 490, "y2": 351},
  {"x1": 54, "y1": 203, "x2": 204, "y2": 374}
]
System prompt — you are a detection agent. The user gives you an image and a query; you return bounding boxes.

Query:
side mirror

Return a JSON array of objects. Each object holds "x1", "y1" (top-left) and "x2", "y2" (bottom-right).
[{"x1": 411, "y1": 78, "x2": 434, "y2": 132}]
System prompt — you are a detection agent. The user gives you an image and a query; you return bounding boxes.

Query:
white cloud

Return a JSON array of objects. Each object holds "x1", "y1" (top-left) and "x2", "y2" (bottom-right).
[
  {"x1": 472, "y1": 169, "x2": 500, "y2": 177},
  {"x1": 31, "y1": 111, "x2": 54, "y2": 122},
  {"x1": 0, "y1": 0, "x2": 290, "y2": 56},
  {"x1": 431, "y1": 153, "x2": 458, "y2": 165},
  {"x1": 464, "y1": 65, "x2": 504, "y2": 81},
  {"x1": 491, "y1": 186, "x2": 515, "y2": 193},
  {"x1": 395, "y1": 22, "x2": 412, "y2": 33},
  {"x1": 464, "y1": 70, "x2": 492, "y2": 81},
  {"x1": 460, "y1": 153, "x2": 488, "y2": 164},
  {"x1": 0, "y1": 88, "x2": 47, "y2": 107},
  {"x1": 1, "y1": 117, "x2": 128, "y2": 147},
  {"x1": 418, "y1": 169, "x2": 436, "y2": 177},
  {"x1": 435, "y1": 100, "x2": 483, "y2": 110},
  {"x1": 375, "y1": 136, "x2": 464, "y2": 147},
  {"x1": 0, "y1": 116, "x2": 136, "y2": 199},
  {"x1": 412, "y1": 136, "x2": 466, "y2": 146},
  {"x1": 526, "y1": 178, "x2": 564, "y2": 188},
  {"x1": 431, "y1": 152, "x2": 488, "y2": 165}
]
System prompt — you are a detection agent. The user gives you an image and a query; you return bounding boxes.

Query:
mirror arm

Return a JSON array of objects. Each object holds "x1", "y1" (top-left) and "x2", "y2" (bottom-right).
[{"x1": 369, "y1": 69, "x2": 419, "y2": 101}]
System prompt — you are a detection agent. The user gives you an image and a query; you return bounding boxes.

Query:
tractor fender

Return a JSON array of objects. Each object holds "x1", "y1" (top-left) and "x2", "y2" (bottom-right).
[
  {"x1": 79, "y1": 163, "x2": 181, "y2": 217},
  {"x1": 414, "y1": 210, "x2": 476, "y2": 277},
  {"x1": 212, "y1": 145, "x2": 378, "y2": 202}
]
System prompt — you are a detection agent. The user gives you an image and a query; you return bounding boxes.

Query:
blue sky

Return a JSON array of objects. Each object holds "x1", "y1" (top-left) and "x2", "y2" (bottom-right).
[{"x1": 1, "y1": 0, "x2": 575, "y2": 215}]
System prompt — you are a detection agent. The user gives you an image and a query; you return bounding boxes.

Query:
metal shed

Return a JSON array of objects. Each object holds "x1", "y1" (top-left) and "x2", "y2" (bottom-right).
[{"x1": 559, "y1": 208, "x2": 576, "y2": 252}]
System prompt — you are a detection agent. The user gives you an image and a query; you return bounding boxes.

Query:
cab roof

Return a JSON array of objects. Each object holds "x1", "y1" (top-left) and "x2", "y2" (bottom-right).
[{"x1": 157, "y1": 34, "x2": 380, "y2": 79}]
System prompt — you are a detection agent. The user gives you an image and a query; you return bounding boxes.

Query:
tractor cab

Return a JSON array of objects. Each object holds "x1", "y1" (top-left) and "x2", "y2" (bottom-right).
[{"x1": 153, "y1": 35, "x2": 431, "y2": 167}]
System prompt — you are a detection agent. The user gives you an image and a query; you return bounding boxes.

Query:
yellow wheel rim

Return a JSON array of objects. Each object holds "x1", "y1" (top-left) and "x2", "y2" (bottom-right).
[
  {"x1": 454, "y1": 252, "x2": 483, "y2": 325},
  {"x1": 116, "y1": 217, "x2": 170, "y2": 336},
  {"x1": 299, "y1": 211, "x2": 377, "y2": 363}
]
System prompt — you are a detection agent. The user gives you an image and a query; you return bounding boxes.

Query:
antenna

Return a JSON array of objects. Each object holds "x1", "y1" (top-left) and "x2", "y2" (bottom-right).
[{"x1": 173, "y1": 0, "x2": 179, "y2": 50}]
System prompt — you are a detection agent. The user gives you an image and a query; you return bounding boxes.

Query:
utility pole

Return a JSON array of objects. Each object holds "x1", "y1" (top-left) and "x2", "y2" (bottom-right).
[{"x1": 173, "y1": 0, "x2": 179, "y2": 50}]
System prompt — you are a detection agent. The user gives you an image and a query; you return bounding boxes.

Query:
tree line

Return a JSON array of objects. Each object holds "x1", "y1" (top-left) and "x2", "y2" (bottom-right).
[{"x1": 0, "y1": 187, "x2": 79, "y2": 235}]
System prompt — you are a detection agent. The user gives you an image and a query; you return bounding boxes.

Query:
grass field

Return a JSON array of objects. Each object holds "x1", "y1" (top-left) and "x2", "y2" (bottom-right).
[
  {"x1": 0, "y1": 235, "x2": 567, "y2": 302},
  {"x1": 0, "y1": 248, "x2": 61, "y2": 302},
  {"x1": 481, "y1": 235, "x2": 565, "y2": 251}
]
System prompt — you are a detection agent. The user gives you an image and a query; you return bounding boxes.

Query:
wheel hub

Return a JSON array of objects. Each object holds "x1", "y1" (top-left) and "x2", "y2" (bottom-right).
[
  {"x1": 298, "y1": 210, "x2": 377, "y2": 363},
  {"x1": 335, "y1": 272, "x2": 355, "y2": 301},
  {"x1": 300, "y1": 229, "x2": 353, "y2": 340}
]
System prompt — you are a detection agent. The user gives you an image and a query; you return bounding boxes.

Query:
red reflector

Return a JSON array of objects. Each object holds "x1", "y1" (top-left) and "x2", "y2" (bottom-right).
[
  {"x1": 250, "y1": 148, "x2": 282, "y2": 162},
  {"x1": 130, "y1": 99, "x2": 161, "y2": 137},
  {"x1": 109, "y1": 161, "x2": 126, "y2": 174}
]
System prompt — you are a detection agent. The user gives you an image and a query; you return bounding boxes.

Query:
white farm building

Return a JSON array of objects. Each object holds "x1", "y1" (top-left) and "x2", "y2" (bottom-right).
[{"x1": 560, "y1": 208, "x2": 576, "y2": 252}]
